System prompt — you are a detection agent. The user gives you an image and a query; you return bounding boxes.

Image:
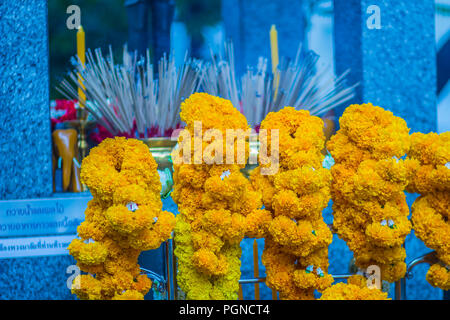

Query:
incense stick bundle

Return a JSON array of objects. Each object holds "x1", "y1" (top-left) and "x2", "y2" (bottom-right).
[
  {"x1": 203, "y1": 41, "x2": 358, "y2": 127},
  {"x1": 57, "y1": 46, "x2": 203, "y2": 137},
  {"x1": 203, "y1": 42, "x2": 240, "y2": 111},
  {"x1": 241, "y1": 57, "x2": 273, "y2": 127}
]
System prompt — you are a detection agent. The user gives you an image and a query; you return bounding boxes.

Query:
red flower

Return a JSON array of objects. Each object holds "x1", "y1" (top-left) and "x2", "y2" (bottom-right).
[{"x1": 51, "y1": 99, "x2": 77, "y2": 127}]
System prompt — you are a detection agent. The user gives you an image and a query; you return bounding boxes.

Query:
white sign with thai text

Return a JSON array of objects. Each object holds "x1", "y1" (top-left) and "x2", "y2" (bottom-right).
[
  {"x1": 0, "y1": 235, "x2": 77, "y2": 259},
  {"x1": 0, "y1": 196, "x2": 91, "y2": 237}
]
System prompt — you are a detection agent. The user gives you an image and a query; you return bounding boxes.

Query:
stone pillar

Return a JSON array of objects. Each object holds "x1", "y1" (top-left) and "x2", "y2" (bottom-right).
[
  {"x1": 0, "y1": 1, "x2": 76, "y2": 300},
  {"x1": 333, "y1": 0, "x2": 441, "y2": 300},
  {"x1": 0, "y1": 1, "x2": 53, "y2": 199},
  {"x1": 221, "y1": 0, "x2": 306, "y2": 75},
  {"x1": 333, "y1": 0, "x2": 437, "y2": 133}
]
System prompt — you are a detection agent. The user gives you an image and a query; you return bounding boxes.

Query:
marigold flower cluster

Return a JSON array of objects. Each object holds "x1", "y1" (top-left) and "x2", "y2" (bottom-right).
[
  {"x1": 319, "y1": 275, "x2": 389, "y2": 300},
  {"x1": 68, "y1": 137, "x2": 176, "y2": 300},
  {"x1": 251, "y1": 107, "x2": 333, "y2": 300},
  {"x1": 407, "y1": 132, "x2": 450, "y2": 290},
  {"x1": 327, "y1": 103, "x2": 412, "y2": 283},
  {"x1": 172, "y1": 93, "x2": 269, "y2": 300}
]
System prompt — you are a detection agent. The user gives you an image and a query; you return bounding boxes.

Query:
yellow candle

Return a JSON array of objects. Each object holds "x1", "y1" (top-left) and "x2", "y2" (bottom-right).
[
  {"x1": 77, "y1": 26, "x2": 86, "y2": 108},
  {"x1": 253, "y1": 239, "x2": 260, "y2": 300},
  {"x1": 270, "y1": 25, "x2": 280, "y2": 98},
  {"x1": 270, "y1": 25, "x2": 279, "y2": 76}
]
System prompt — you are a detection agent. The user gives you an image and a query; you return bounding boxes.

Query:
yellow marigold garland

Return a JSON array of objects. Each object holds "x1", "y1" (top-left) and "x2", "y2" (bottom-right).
[
  {"x1": 68, "y1": 137, "x2": 175, "y2": 300},
  {"x1": 426, "y1": 264, "x2": 450, "y2": 291},
  {"x1": 319, "y1": 276, "x2": 389, "y2": 300},
  {"x1": 251, "y1": 107, "x2": 333, "y2": 300},
  {"x1": 172, "y1": 93, "x2": 269, "y2": 300},
  {"x1": 327, "y1": 103, "x2": 412, "y2": 283},
  {"x1": 407, "y1": 132, "x2": 450, "y2": 290}
]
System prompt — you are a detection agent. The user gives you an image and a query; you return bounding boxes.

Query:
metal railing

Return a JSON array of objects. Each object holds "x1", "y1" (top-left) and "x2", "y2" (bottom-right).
[{"x1": 144, "y1": 239, "x2": 443, "y2": 300}]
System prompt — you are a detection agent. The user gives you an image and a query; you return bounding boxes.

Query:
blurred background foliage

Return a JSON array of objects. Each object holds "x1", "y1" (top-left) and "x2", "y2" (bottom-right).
[
  {"x1": 49, "y1": 0, "x2": 221, "y2": 99},
  {"x1": 49, "y1": 0, "x2": 128, "y2": 99}
]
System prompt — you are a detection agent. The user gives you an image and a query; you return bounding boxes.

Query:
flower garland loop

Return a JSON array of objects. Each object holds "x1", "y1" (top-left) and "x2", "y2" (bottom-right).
[
  {"x1": 172, "y1": 93, "x2": 270, "y2": 300},
  {"x1": 407, "y1": 132, "x2": 450, "y2": 290},
  {"x1": 68, "y1": 137, "x2": 175, "y2": 300},
  {"x1": 327, "y1": 103, "x2": 412, "y2": 283},
  {"x1": 251, "y1": 107, "x2": 333, "y2": 300},
  {"x1": 319, "y1": 275, "x2": 389, "y2": 300}
]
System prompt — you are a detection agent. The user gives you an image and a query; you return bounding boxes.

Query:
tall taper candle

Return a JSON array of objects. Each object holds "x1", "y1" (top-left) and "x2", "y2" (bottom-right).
[
  {"x1": 77, "y1": 26, "x2": 86, "y2": 108},
  {"x1": 270, "y1": 24, "x2": 279, "y2": 76},
  {"x1": 270, "y1": 25, "x2": 279, "y2": 97}
]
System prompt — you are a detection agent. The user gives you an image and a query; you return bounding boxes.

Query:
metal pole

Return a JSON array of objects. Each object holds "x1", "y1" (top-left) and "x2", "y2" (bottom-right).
[
  {"x1": 164, "y1": 241, "x2": 172, "y2": 300},
  {"x1": 172, "y1": 239, "x2": 178, "y2": 300},
  {"x1": 238, "y1": 274, "x2": 353, "y2": 285},
  {"x1": 395, "y1": 279, "x2": 402, "y2": 300}
]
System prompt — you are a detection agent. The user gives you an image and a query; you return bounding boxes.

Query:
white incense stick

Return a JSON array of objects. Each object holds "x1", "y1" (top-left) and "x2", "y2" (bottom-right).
[
  {"x1": 203, "y1": 41, "x2": 357, "y2": 127},
  {"x1": 58, "y1": 45, "x2": 203, "y2": 137}
]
